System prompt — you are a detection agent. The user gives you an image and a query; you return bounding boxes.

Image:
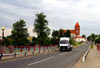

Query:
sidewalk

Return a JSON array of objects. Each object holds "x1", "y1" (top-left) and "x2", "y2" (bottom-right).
[{"x1": 77, "y1": 46, "x2": 100, "y2": 68}]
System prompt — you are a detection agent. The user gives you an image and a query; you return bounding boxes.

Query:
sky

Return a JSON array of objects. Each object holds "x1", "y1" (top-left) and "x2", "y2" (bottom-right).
[{"x1": 0, "y1": 0, "x2": 100, "y2": 37}]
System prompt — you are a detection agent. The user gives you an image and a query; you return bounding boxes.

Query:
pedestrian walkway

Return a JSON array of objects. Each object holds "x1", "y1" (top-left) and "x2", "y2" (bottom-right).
[{"x1": 77, "y1": 45, "x2": 100, "y2": 68}]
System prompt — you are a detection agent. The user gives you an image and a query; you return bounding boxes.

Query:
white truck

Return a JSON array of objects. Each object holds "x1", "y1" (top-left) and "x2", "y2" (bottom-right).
[{"x1": 59, "y1": 37, "x2": 72, "y2": 52}]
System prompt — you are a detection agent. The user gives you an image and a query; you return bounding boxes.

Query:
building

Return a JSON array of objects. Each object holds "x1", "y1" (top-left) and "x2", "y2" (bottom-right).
[
  {"x1": 64, "y1": 22, "x2": 86, "y2": 42},
  {"x1": 64, "y1": 22, "x2": 80, "y2": 38},
  {"x1": 75, "y1": 37, "x2": 86, "y2": 42}
]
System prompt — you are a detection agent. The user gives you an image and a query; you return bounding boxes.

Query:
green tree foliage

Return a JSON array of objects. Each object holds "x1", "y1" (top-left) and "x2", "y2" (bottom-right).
[
  {"x1": 30, "y1": 37, "x2": 37, "y2": 46},
  {"x1": 11, "y1": 20, "x2": 29, "y2": 46},
  {"x1": 70, "y1": 39, "x2": 74, "y2": 45},
  {"x1": 51, "y1": 37, "x2": 59, "y2": 45},
  {"x1": 90, "y1": 33, "x2": 96, "y2": 42},
  {"x1": 95, "y1": 35, "x2": 100, "y2": 43},
  {"x1": 51, "y1": 30, "x2": 59, "y2": 45},
  {"x1": 64, "y1": 30, "x2": 71, "y2": 37},
  {"x1": 87, "y1": 36, "x2": 91, "y2": 41},
  {"x1": 52, "y1": 30, "x2": 59, "y2": 38},
  {"x1": 32, "y1": 37, "x2": 37, "y2": 42},
  {"x1": 82, "y1": 34, "x2": 86, "y2": 38},
  {"x1": 59, "y1": 29, "x2": 64, "y2": 37},
  {"x1": 87, "y1": 33, "x2": 99, "y2": 44},
  {"x1": 95, "y1": 37, "x2": 100, "y2": 43},
  {"x1": 44, "y1": 37, "x2": 51, "y2": 45},
  {"x1": 4, "y1": 36, "x2": 12, "y2": 47},
  {"x1": 33, "y1": 12, "x2": 50, "y2": 45}
]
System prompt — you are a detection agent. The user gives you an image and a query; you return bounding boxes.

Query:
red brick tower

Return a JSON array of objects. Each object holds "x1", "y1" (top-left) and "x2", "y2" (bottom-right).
[{"x1": 75, "y1": 22, "x2": 80, "y2": 37}]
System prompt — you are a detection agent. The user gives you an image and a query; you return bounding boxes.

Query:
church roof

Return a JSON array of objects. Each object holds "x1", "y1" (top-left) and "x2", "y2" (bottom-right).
[
  {"x1": 75, "y1": 22, "x2": 80, "y2": 26},
  {"x1": 75, "y1": 37, "x2": 85, "y2": 38},
  {"x1": 64, "y1": 30, "x2": 76, "y2": 34}
]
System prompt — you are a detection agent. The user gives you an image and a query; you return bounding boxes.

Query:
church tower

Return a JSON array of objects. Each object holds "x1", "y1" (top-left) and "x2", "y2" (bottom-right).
[{"x1": 75, "y1": 22, "x2": 80, "y2": 37}]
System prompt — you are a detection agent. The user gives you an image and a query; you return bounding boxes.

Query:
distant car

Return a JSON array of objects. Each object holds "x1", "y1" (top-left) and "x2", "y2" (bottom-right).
[{"x1": 59, "y1": 37, "x2": 73, "y2": 52}]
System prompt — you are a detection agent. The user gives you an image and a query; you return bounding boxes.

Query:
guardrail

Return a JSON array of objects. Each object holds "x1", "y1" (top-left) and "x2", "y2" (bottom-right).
[
  {"x1": 82, "y1": 46, "x2": 90, "y2": 63},
  {"x1": 0, "y1": 45, "x2": 58, "y2": 60}
]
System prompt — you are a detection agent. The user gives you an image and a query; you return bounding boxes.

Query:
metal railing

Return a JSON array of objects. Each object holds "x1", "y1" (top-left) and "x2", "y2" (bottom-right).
[
  {"x1": 0, "y1": 45, "x2": 58, "y2": 60},
  {"x1": 82, "y1": 46, "x2": 90, "y2": 63}
]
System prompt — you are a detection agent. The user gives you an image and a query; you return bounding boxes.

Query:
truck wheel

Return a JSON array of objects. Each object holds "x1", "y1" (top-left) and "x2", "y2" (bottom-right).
[
  {"x1": 70, "y1": 47, "x2": 72, "y2": 51},
  {"x1": 59, "y1": 49, "x2": 62, "y2": 52}
]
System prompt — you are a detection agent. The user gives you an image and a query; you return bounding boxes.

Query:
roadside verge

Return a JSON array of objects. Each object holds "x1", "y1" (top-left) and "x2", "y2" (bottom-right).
[{"x1": 73, "y1": 44, "x2": 90, "y2": 68}]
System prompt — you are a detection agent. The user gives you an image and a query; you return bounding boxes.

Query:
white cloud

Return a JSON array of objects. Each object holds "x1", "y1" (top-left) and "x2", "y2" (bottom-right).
[{"x1": 0, "y1": 0, "x2": 100, "y2": 36}]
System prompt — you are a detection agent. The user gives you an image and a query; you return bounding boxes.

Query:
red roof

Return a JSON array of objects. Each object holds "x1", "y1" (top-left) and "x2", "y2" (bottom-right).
[
  {"x1": 75, "y1": 37, "x2": 85, "y2": 39},
  {"x1": 64, "y1": 30, "x2": 76, "y2": 34},
  {"x1": 75, "y1": 22, "x2": 80, "y2": 27}
]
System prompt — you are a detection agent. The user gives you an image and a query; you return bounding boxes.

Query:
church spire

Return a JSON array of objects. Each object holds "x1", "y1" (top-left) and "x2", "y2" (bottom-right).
[
  {"x1": 75, "y1": 22, "x2": 80, "y2": 27},
  {"x1": 75, "y1": 22, "x2": 80, "y2": 37}
]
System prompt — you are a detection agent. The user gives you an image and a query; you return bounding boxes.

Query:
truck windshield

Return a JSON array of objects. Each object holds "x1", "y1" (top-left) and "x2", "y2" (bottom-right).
[{"x1": 60, "y1": 40, "x2": 68, "y2": 44}]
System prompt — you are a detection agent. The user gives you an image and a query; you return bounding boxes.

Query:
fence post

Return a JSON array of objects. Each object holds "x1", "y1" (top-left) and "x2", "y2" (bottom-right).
[
  {"x1": 32, "y1": 47, "x2": 34, "y2": 54},
  {"x1": 34, "y1": 46, "x2": 36, "y2": 54},
  {"x1": 51, "y1": 45, "x2": 52, "y2": 52},
  {"x1": 21, "y1": 47, "x2": 22, "y2": 53},
  {"x1": 28, "y1": 46, "x2": 30, "y2": 52},
  {"x1": 32, "y1": 51, "x2": 34, "y2": 55},
  {"x1": 43, "y1": 46, "x2": 45, "y2": 53},
  {"x1": 50, "y1": 45, "x2": 52, "y2": 52},
  {"x1": 39, "y1": 46, "x2": 40, "y2": 54},
  {"x1": 50, "y1": 45, "x2": 51, "y2": 52},
  {"x1": 47, "y1": 46, "x2": 48, "y2": 52},
  {"x1": 0, "y1": 54, "x2": 3, "y2": 60},
  {"x1": 24, "y1": 52, "x2": 26, "y2": 56},
  {"x1": 14, "y1": 53, "x2": 16, "y2": 58},
  {"x1": 53, "y1": 45, "x2": 55, "y2": 51},
  {"x1": 48, "y1": 46, "x2": 49, "y2": 52}
]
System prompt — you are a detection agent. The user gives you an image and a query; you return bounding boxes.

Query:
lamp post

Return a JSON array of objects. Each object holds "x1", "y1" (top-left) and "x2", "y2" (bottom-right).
[{"x1": 1, "y1": 27, "x2": 5, "y2": 45}]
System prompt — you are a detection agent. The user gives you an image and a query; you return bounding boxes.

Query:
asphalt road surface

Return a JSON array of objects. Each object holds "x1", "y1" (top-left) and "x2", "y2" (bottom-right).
[{"x1": 0, "y1": 42, "x2": 90, "y2": 68}]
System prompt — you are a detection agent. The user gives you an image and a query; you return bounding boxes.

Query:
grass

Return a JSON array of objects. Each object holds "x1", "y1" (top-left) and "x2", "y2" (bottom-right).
[
  {"x1": 73, "y1": 42, "x2": 83, "y2": 47},
  {"x1": 90, "y1": 44, "x2": 93, "y2": 49}
]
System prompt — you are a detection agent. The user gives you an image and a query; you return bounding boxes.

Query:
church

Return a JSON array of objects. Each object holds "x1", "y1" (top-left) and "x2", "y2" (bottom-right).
[
  {"x1": 64, "y1": 22, "x2": 80, "y2": 38},
  {"x1": 64, "y1": 22, "x2": 86, "y2": 42}
]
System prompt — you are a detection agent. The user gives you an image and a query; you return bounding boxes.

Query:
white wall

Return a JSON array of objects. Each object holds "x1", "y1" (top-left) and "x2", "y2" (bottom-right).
[{"x1": 76, "y1": 38, "x2": 86, "y2": 42}]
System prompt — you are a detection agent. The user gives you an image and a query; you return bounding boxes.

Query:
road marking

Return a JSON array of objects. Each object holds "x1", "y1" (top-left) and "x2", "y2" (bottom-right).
[
  {"x1": 59, "y1": 52, "x2": 67, "y2": 56},
  {"x1": 28, "y1": 56, "x2": 55, "y2": 66}
]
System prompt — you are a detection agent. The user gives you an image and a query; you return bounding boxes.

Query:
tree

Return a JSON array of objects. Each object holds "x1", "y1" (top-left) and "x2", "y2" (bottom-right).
[
  {"x1": 82, "y1": 34, "x2": 86, "y2": 38},
  {"x1": 51, "y1": 30, "x2": 59, "y2": 45},
  {"x1": 52, "y1": 30, "x2": 59, "y2": 38},
  {"x1": 51, "y1": 37, "x2": 59, "y2": 45},
  {"x1": 64, "y1": 30, "x2": 71, "y2": 37},
  {"x1": 30, "y1": 37, "x2": 37, "y2": 46},
  {"x1": 70, "y1": 39, "x2": 74, "y2": 45},
  {"x1": 95, "y1": 37, "x2": 100, "y2": 43},
  {"x1": 87, "y1": 33, "x2": 99, "y2": 44},
  {"x1": 11, "y1": 20, "x2": 29, "y2": 46},
  {"x1": 33, "y1": 12, "x2": 50, "y2": 45},
  {"x1": 59, "y1": 29, "x2": 64, "y2": 37},
  {"x1": 91, "y1": 33, "x2": 96, "y2": 42},
  {"x1": 4, "y1": 36, "x2": 12, "y2": 47},
  {"x1": 87, "y1": 36, "x2": 91, "y2": 41}
]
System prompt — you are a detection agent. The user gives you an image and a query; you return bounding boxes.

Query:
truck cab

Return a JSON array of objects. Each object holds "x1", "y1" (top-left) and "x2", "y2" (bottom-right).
[{"x1": 59, "y1": 37, "x2": 72, "y2": 52}]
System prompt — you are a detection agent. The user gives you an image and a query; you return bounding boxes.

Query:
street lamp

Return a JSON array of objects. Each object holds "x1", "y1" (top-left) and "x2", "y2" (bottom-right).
[{"x1": 1, "y1": 27, "x2": 5, "y2": 45}]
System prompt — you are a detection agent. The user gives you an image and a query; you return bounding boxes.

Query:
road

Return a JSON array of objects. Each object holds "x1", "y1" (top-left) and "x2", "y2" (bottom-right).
[{"x1": 0, "y1": 42, "x2": 90, "y2": 68}]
